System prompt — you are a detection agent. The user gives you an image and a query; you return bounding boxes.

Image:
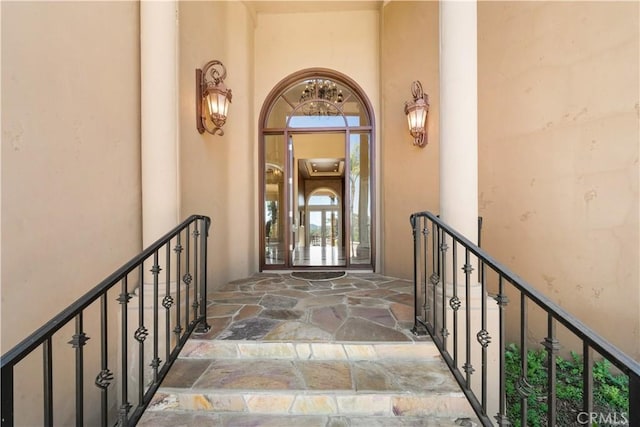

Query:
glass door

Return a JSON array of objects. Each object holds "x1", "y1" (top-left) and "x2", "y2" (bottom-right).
[{"x1": 259, "y1": 70, "x2": 375, "y2": 271}]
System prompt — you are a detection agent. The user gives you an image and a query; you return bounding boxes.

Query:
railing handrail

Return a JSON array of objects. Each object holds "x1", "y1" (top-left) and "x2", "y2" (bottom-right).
[
  {"x1": 410, "y1": 211, "x2": 640, "y2": 379},
  {"x1": 0, "y1": 214, "x2": 211, "y2": 370}
]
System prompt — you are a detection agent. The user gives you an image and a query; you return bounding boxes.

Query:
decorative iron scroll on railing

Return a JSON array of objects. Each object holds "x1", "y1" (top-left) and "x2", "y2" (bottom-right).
[
  {"x1": 410, "y1": 211, "x2": 639, "y2": 426},
  {"x1": 1, "y1": 215, "x2": 211, "y2": 427}
]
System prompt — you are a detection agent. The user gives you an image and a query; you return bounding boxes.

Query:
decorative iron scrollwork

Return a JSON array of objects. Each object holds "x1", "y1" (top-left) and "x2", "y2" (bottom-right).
[
  {"x1": 462, "y1": 263, "x2": 474, "y2": 274},
  {"x1": 162, "y1": 295, "x2": 174, "y2": 310},
  {"x1": 494, "y1": 293, "x2": 509, "y2": 307},
  {"x1": 68, "y1": 332, "x2": 90, "y2": 349},
  {"x1": 441, "y1": 328, "x2": 450, "y2": 338},
  {"x1": 150, "y1": 357, "x2": 162, "y2": 369},
  {"x1": 183, "y1": 273, "x2": 193, "y2": 285},
  {"x1": 117, "y1": 292, "x2": 132, "y2": 305},
  {"x1": 542, "y1": 336, "x2": 560, "y2": 353},
  {"x1": 193, "y1": 229, "x2": 201, "y2": 238},
  {"x1": 449, "y1": 296, "x2": 462, "y2": 311},
  {"x1": 477, "y1": 329, "x2": 492, "y2": 348},
  {"x1": 95, "y1": 369, "x2": 114, "y2": 390},
  {"x1": 463, "y1": 362, "x2": 475, "y2": 375},
  {"x1": 516, "y1": 375, "x2": 534, "y2": 398},
  {"x1": 429, "y1": 273, "x2": 440, "y2": 286},
  {"x1": 151, "y1": 264, "x2": 162, "y2": 275},
  {"x1": 134, "y1": 326, "x2": 149, "y2": 343},
  {"x1": 422, "y1": 227, "x2": 429, "y2": 236},
  {"x1": 440, "y1": 242, "x2": 449, "y2": 252},
  {"x1": 173, "y1": 244, "x2": 183, "y2": 254}
]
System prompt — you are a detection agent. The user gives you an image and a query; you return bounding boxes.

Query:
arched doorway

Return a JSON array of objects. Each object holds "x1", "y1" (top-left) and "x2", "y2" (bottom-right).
[{"x1": 259, "y1": 68, "x2": 375, "y2": 270}]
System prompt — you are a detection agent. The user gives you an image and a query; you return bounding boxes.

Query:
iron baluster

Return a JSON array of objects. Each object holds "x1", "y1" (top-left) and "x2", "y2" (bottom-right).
[
  {"x1": 422, "y1": 220, "x2": 429, "y2": 323},
  {"x1": 97, "y1": 294, "x2": 111, "y2": 427},
  {"x1": 431, "y1": 223, "x2": 438, "y2": 336},
  {"x1": 164, "y1": 241, "x2": 172, "y2": 363},
  {"x1": 43, "y1": 337, "x2": 53, "y2": 427},
  {"x1": 519, "y1": 293, "x2": 529, "y2": 427},
  {"x1": 451, "y1": 240, "x2": 459, "y2": 368},
  {"x1": 582, "y1": 342, "x2": 593, "y2": 418},
  {"x1": 68, "y1": 313, "x2": 89, "y2": 427},
  {"x1": 136, "y1": 265, "x2": 146, "y2": 406},
  {"x1": 433, "y1": 225, "x2": 440, "y2": 339},
  {"x1": 440, "y1": 232, "x2": 449, "y2": 349},
  {"x1": 431, "y1": 221, "x2": 437, "y2": 333},
  {"x1": 495, "y1": 275, "x2": 510, "y2": 426},
  {"x1": 411, "y1": 215, "x2": 419, "y2": 335},
  {"x1": 184, "y1": 224, "x2": 191, "y2": 328},
  {"x1": 174, "y1": 233, "x2": 183, "y2": 339},
  {"x1": 479, "y1": 260, "x2": 489, "y2": 413},
  {"x1": 118, "y1": 276, "x2": 132, "y2": 425},
  {"x1": 1, "y1": 363, "x2": 14, "y2": 426},
  {"x1": 463, "y1": 249, "x2": 474, "y2": 389},
  {"x1": 630, "y1": 373, "x2": 640, "y2": 426},
  {"x1": 151, "y1": 251, "x2": 161, "y2": 385},
  {"x1": 543, "y1": 314, "x2": 559, "y2": 427},
  {"x1": 196, "y1": 218, "x2": 211, "y2": 333},
  {"x1": 192, "y1": 223, "x2": 200, "y2": 325}
]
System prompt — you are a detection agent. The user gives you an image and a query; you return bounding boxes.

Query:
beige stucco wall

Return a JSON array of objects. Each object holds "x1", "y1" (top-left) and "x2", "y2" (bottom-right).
[
  {"x1": 179, "y1": 1, "x2": 256, "y2": 287},
  {"x1": 1, "y1": 1, "x2": 141, "y2": 423},
  {"x1": 381, "y1": 1, "x2": 440, "y2": 279},
  {"x1": 478, "y1": 1, "x2": 639, "y2": 358},
  {"x1": 1, "y1": 0, "x2": 141, "y2": 358},
  {"x1": 253, "y1": 7, "x2": 381, "y2": 269}
]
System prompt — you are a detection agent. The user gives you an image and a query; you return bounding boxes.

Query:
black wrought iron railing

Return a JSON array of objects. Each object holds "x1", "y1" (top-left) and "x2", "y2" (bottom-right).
[
  {"x1": 410, "y1": 211, "x2": 639, "y2": 426},
  {"x1": 1, "y1": 215, "x2": 211, "y2": 427}
]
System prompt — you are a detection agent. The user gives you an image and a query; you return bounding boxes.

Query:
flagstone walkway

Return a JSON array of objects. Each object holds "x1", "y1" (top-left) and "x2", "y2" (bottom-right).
[{"x1": 194, "y1": 272, "x2": 425, "y2": 343}]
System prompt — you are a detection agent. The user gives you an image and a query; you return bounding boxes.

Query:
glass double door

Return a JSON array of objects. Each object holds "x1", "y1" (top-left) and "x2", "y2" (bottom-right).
[{"x1": 262, "y1": 130, "x2": 372, "y2": 269}]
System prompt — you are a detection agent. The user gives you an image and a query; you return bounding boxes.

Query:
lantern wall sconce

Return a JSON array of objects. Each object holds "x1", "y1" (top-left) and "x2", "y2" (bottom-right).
[
  {"x1": 404, "y1": 80, "x2": 429, "y2": 147},
  {"x1": 196, "y1": 60, "x2": 232, "y2": 136}
]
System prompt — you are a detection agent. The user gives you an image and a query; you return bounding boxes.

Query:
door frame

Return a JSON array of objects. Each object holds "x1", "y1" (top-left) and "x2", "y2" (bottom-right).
[{"x1": 258, "y1": 68, "x2": 376, "y2": 271}]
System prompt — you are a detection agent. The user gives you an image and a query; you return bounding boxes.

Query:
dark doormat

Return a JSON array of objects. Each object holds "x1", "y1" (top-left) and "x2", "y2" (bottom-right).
[{"x1": 290, "y1": 271, "x2": 346, "y2": 281}]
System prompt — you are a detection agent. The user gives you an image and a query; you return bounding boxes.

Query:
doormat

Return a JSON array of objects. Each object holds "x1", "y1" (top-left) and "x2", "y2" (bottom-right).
[{"x1": 290, "y1": 271, "x2": 346, "y2": 281}]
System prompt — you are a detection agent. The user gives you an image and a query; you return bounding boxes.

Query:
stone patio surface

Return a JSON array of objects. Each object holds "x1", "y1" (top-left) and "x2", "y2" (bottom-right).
[{"x1": 195, "y1": 272, "x2": 424, "y2": 343}]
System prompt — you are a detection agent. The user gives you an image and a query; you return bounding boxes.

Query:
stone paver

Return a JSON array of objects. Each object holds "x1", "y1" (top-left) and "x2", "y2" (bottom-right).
[{"x1": 199, "y1": 273, "x2": 424, "y2": 342}]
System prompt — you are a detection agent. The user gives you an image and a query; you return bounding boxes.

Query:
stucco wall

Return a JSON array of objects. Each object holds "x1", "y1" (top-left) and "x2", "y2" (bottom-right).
[
  {"x1": 381, "y1": 1, "x2": 440, "y2": 279},
  {"x1": 179, "y1": 1, "x2": 256, "y2": 287},
  {"x1": 1, "y1": 0, "x2": 141, "y2": 360},
  {"x1": 478, "y1": 1, "x2": 639, "y2": 358},
  {"x1": 1, "y1": 1, "x2": 141, "y2": 423}
]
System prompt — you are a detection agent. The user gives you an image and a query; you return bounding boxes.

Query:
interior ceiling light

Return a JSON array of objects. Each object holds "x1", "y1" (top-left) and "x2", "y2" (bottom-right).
[{"x1": 299, "y1": 79, "x2": 343, "y2": 116}]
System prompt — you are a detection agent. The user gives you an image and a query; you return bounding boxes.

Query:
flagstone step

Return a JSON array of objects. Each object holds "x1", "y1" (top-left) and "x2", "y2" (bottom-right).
[
  {"x1": 179, "y1": 341, "x2": 442, "y2": 362},
  {"x1": 141, "y1": 342, "x2": 477, "y2": 423},
  {"x1": 138, "y1": 412, "x2": 479, "y2": 426}
]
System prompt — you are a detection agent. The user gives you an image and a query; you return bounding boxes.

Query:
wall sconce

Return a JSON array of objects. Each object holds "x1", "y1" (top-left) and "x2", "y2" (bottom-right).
[
  {"x1": 196, "y1": 60, "x2": 232, "y2": 136},
  {"x1": 404, "y1": 80, "x2": 429, "y2": 147}
]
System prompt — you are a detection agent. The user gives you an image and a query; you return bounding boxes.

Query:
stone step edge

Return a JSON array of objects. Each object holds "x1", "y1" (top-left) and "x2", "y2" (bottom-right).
[
  {"x1": 146, "y1": 391, "x2": 477, "y2": 418},
  {"x1": 180, "y1": 341, "x2": 441, "y2": 361},
  {"x1": 139, "y1": 411, "x2": 480, "y2": 427}
]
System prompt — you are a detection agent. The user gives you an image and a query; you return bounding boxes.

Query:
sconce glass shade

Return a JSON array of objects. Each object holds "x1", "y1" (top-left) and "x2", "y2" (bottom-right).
[
  {"x1": 205, "y1": 83, "x2": 231, "y2": 128},
  {"x1": 197, "y1": 60, "x2": 232, "y2": 136},
  {"x1": 404, "y1": 81, "x2": 429, "y2": 147}
]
